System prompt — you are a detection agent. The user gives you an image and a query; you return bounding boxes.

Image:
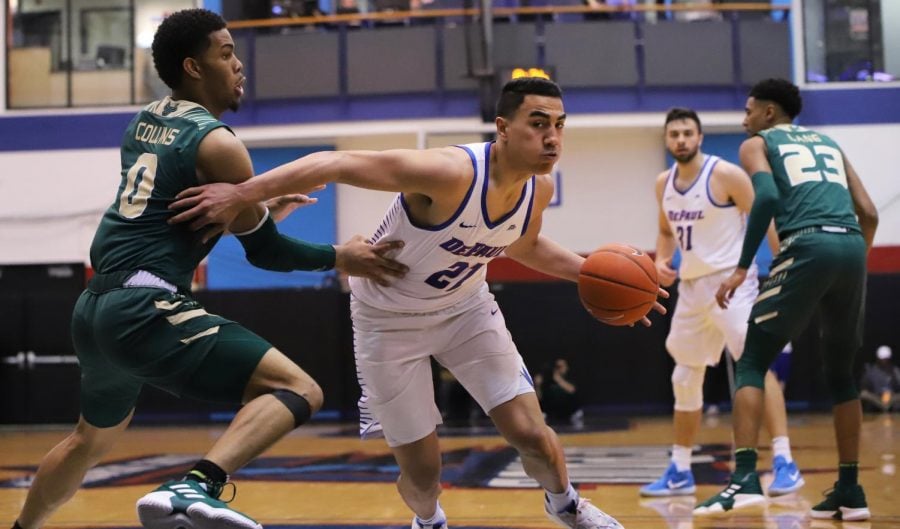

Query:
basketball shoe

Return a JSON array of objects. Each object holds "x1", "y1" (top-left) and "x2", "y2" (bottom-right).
[
  {"x1": 693, "y1": 471, "x2": 766, "y2": 516},
  {"x1": 768, "y1": 456, "x2": 805, "y2": 496},
  {"x1": 640, "y1": 462, "x2": 696, "y2": 496},
  {"x1": 412, "y1": 515, "x2": 448, "y2": 529},
  {"x1": 810, "y1": 482, "x2": 870, "y2": 521},
  {"x1": 545, "y1": 496, "x2": 624, "y2": 529},
  {"x1": 136, "y1": 479, "x2": 261, "y2": 529}
]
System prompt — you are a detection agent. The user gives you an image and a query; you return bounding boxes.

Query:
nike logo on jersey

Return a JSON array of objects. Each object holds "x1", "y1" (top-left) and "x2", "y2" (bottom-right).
[
  {"x1": 507, "y1": 224, "x2": 517, "y2": 231},
  {"x1": 459, "y1": 221, "x2": 476, "y2": 228},
  {"x1": 491, "y1": 308, "x2": 499, "y2": 315}
]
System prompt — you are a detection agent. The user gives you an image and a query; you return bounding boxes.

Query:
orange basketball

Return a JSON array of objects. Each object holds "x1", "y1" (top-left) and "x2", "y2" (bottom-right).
[{"x1": 578, "y1": 243, "x2": 659, "y2": 326}]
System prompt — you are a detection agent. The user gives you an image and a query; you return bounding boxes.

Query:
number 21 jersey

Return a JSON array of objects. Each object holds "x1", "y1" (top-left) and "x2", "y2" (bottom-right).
[{"x1": 350, "y1": 141, "x2": 535, "y2": 313}]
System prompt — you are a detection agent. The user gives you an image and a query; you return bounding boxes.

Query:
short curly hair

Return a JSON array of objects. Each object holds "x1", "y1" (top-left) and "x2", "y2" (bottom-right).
[
  {"x1": 749, "y1": 78, "x2": 802, "y2": 119},
  {"x1": 152, "y1": 9, "x2": 227, "y2": 90}
]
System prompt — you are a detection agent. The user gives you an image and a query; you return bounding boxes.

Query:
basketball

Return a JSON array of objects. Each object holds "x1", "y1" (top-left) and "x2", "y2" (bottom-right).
[{"x1": 578, "y1": 243, "x2": 659, "y2": 326}]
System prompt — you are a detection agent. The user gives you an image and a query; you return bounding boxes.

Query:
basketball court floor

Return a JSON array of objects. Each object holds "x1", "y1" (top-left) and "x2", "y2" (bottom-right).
[{"x1": 2, "y1": 413, "x2": 898, "y2": 529}]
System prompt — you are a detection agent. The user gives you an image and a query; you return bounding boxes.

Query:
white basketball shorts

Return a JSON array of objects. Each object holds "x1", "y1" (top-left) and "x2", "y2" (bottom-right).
[
  {"x1": 351, "y1": 285, "x2": 534, "y2": 447},
  {"x1": 666, "y1": 266, "x2": 759, "y2": 366}
]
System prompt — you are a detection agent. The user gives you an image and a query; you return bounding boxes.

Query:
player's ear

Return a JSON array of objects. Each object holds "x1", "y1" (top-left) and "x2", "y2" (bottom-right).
[
  {"x1": 183, "y1": 57, "x2": 202, "y2": 81},
  {"x1": 495, "y1": 116, "x2": 508, "y2": 139}
]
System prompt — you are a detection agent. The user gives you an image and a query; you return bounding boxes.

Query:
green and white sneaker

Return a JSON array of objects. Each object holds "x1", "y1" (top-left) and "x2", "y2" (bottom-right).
[
  {"x1": 810, "y1": 482, "x2": 870, "y2": 521},
  {"x1": 136, "y1": 479, "x2": 262, "y2": 529},
  {"x1": 693, "y1": 471, "x2": 766, "y2": 516}
]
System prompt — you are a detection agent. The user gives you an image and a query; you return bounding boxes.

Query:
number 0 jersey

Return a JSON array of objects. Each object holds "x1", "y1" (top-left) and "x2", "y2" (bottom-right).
[
  {"x1": 757, "y1": 124, "x2": 860, "y2": 236},
  {"x1": 90, "y1": 97, "x2": 229, "y2": 291},
  {"x1": 349, "y1": 142, "x2": 536, "y2": 313},
  {"x1": 662, "y1": 155, "x2": 747, "y2": 280}
]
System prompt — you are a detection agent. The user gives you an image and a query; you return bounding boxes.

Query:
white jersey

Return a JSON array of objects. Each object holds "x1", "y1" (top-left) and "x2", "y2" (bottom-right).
[
  {"x1": 350, "y1": 141, "x2": 535, "y2": 313},
  {"x1": 662, "y1": 154, "x2": 746, "y2": 280}
]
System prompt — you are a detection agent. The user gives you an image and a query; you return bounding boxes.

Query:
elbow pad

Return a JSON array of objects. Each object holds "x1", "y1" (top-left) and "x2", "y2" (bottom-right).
[{"x1": 236, "y1": 214, "x2": 335, "y2": 272}]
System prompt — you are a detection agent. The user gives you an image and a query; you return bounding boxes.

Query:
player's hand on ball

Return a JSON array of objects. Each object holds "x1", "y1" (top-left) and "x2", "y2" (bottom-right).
[{"x1": 633, "y1": 286, "x2": 670, "y2": 327}]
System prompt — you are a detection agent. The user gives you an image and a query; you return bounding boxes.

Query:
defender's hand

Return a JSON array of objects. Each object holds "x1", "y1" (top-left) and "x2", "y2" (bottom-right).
[
  {"x1": 716, "y1": 268, "x2": 748, "y2": 309},
  {"x1": 168, "y1": 183, "x2": 246, "y2": 236},
  {"x1": 266, "y1": 186, "x2": 325, "y2": 223},
  {"x1": 334, "y1": 236, "x2": 409, "y2": 286}
]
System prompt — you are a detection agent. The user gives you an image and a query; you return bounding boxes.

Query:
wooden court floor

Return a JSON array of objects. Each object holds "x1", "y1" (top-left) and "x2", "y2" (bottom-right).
[{"x1": 1, "y1": 413, "x2": 898, "y2": 529}]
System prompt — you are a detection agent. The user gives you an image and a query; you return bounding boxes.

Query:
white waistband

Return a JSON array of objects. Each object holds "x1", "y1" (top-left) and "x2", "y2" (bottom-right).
[{"x1": 123, "y1": 270, "x2": 178, "y2": 293}]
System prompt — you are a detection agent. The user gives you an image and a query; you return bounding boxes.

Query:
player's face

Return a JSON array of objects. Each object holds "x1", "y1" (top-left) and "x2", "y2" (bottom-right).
[
  {"x1": 199, "y1": 29, "x2": 244, "y2": 113},
  {"x1": 743, "y1": 96, "x2": 770, "y2": 135},
  {"x1": 501, "y1": 95, "x2": 565, "y2": 175},
  {"x1": 664, "y1": 118, "x2": 702, "y2": 163}
]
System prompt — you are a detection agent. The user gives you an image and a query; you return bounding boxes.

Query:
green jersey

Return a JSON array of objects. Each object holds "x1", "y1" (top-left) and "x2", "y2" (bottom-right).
[
  {"x1": 758, "y1": 124, "x2": 860, "y2": 236},
  {"x1": 90, "y1": 97, "x2": 230, "y2": 290}
]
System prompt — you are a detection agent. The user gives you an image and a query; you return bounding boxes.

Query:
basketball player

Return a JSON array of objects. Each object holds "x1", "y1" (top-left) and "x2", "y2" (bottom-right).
[
  {"x1": 9, "y1": 9, "x2": 406, "y2": 529},
  {"x1": 695, "y1": 79, "x2": 878, "y2": 519},
  {"x1": 641, "y1": 108, "x2": 803, "y2": 498},
  {"x1": 169, "y1": 77, "x2": 668, "y2": 529}
]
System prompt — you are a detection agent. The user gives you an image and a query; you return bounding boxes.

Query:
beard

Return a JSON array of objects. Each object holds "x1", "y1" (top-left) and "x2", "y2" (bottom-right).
[{"x1": 672, "y1": 147, "x2": 699, "y2": 163}]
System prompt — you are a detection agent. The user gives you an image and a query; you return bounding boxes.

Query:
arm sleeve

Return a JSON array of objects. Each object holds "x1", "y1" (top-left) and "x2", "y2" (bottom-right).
[
  {"x1": 737, "y1": 171, "x2": 779, "y2": 269},
  {"x1": 236, "y1": 213, "x2": 336, "y2": 272}
]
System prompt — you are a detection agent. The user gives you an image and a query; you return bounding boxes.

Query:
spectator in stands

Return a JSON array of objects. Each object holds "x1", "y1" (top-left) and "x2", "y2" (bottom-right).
[
  {"x1": 540, "y1": 358, "x2": 584, "y2": 427},
  {"x1": 859, "y1": 346, "x2": 900, "y2": 413},
  {"x1": 583, "y1": 0, "x2": 612, "y2": 21},
  {"x1": 336, "y1": 0, "x2": 362, "y2": 14}
]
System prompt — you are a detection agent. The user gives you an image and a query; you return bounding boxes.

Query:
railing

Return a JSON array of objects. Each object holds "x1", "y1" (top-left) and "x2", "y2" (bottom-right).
[
  {"x1": 6, "y1": 2, "x2": 790, "y2": 111},
  {"x1": 228, "y1": 2, "x2": 789, "y2": 29}
]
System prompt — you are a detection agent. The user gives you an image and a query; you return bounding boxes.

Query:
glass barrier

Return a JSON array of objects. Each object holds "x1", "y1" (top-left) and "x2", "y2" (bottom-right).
[
  {"x1": 802, "y1": 0, "x2": 898, "y2": 83},
  {"x1": 12, "y1": 0, "x2": 900, "y2": 109},
  {"x1": 6, "y1": 0, "x2": 195, "y2": 109}
]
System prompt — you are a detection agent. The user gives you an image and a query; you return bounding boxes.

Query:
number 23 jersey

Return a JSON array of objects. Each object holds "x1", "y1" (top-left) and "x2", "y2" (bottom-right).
[
  {"x1": 758, "y1": 124, "x2": 860, "y2": 237},
  {"x1": 350, "y1": 141, "x2": 535, "y2": 313}
]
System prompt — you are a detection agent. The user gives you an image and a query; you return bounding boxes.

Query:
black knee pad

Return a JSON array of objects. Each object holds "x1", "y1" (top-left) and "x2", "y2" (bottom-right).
[{"x1": 271, "y1": 389, "x2": 312, "y2": 428}]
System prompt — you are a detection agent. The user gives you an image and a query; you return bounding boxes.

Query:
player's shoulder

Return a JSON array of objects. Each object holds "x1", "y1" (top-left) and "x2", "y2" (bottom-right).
[
  {"x1": 655, "y1": 169, "x2": 670, "y2": 185},
  {"x1": 710, "y1": 157, "x2": 746, "y2": 177}
]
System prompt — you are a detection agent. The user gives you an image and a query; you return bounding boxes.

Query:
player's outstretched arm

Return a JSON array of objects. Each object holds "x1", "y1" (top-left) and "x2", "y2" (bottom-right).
[
  {"x1": 504, "y1": 174, "x2": 583, "y2": 282},
  {"x1": 170, "y1": 147, "x2": 467, "y2": 231},
  {"x1": 193, "y1": 129, "x2": 408, "y2": 282}
]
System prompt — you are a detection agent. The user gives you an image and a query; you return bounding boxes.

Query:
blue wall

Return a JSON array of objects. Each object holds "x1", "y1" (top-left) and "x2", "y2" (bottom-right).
[{"x1": 207, "y1": 146, "x2": 338, "y2": 290}]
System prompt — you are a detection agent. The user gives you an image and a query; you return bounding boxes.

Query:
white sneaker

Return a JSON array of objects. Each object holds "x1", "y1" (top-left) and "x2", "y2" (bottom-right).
[
  {"x1": 545, "y1": 497, "x2": 624, "y2": 529},
  {"x1": 411, "y1": 515, "x2": 448, "y2": 529}
]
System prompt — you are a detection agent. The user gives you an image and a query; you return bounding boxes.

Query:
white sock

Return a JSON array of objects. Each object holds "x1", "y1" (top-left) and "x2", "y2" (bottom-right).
[
  {"x1": 772, "y1": 436, "x2": 793, "y2": 462},
  {"x1": 671, "y1": 444, "x2": 692, "y2": 472},
  {"x1": 416, "y1": 501, "x2": 445, "y2": 525},
  {"x1": 545, "y1": 483, "x2": 578, "y2": 513}
]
